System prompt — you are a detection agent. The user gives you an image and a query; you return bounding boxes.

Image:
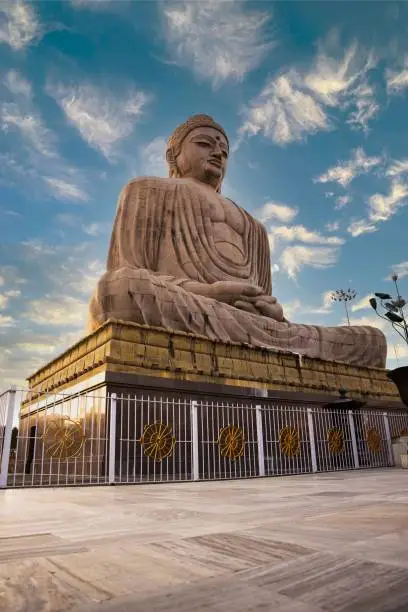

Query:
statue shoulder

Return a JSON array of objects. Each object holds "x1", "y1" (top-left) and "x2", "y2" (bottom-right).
[{"x1": 122, "y1": 176, "x2": 178, "y2": 195}]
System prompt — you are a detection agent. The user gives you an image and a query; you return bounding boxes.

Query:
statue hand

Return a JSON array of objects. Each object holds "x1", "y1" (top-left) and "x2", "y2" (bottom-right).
[
  {"x1": 207, "y1": 281, "x2": 264, "y2": 305},
  {"x1": 253, "y1": 296, "x2": 285, "y2": 322}
]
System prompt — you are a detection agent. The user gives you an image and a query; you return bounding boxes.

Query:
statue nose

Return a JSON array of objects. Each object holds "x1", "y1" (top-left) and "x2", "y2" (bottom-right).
[{"x1": 212, "y1": 145, "x2": 222, "y2": 158}]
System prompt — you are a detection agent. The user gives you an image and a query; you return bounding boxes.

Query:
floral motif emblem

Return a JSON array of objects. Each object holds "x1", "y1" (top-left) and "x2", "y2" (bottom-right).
[
  {"x1": 140, "y1": 422, "x2": 176, "y2": 461},
  {"x1": 41, "y1": 417, "x2": 85, "y2": 460},
  {"x1": 327, "y1": 428, "x2": 344, "y2": 454},
  {"x1": 366, "y1": 428, "x2": 381, "y2": 454},
  {"x1": 279, "y1": 426, "x2": 300, "y2": 457},
  {"x1": 217, "y1": 425, "x2": 245, "y2": 460}
]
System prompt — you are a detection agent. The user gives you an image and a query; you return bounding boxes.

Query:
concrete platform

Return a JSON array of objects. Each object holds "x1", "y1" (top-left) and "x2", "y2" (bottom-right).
[{"x1": 1, "y1": 469, "x2": 408, "y2": 611}]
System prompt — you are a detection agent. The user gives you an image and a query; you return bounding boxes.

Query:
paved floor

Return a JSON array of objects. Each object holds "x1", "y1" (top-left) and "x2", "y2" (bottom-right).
[{"x1": 1, "y1": 469, "x2": 408, "y2": 611}]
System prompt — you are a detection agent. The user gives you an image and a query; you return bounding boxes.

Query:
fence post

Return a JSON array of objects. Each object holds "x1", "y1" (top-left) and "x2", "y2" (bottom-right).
[
  {"x1": 255, "y1": 405, "x2": 265, "y2": 477},
  {"x1": 307, "y1": 408, "x2": 317, "y2": 473},
  {"x1": 348, "y1": 410, "x2": 360, "y2": 469},
  {"x1": 383, "y1": 412, "x2": 394, "y2": 466},
  {"x1": 191, "y1": 400, "x2": 199, "y2": 481},
  {"x1": 0, "y1": 387, "x2": 17, "y2": 489},
  {"x1": 108, "y1": 393, "x2": 117, "y2": 485}
]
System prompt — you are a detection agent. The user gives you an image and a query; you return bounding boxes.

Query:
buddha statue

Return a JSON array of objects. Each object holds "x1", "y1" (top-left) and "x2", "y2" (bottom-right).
[{"x1": 88, "y1": 114, "x2": 386, "y2": 368}]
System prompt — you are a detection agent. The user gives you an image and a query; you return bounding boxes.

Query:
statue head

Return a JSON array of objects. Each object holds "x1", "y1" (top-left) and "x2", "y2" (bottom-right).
[{"x1": 166, "y1": 114, "x2": 229, "y2": 192}]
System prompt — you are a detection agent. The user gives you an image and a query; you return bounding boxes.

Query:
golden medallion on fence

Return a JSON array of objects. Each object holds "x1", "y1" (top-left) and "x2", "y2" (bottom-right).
[
  {"x1": 140, "y1": 422, "x2": 176, "y2": 462},
  {"x1": 366, "y1": 428, "x2": 381, "y2": 454},
  {"x1": 327, "y1": 428, "x2": 344, "y2": 454},
  {"x1": 217, "y1": 425, "x2": 245, "y2": 460},
  {"x1": 41, "y1": 416, "x2": 86, "y2": 460},
  {"x1": 279, "y1": 426, "x2": 300, "y2": 457}
]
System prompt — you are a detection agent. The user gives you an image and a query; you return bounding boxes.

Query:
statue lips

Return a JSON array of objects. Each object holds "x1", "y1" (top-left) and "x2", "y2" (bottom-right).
[
  {"x1": 208, "y1": 157, "x2": 222, "y2": 168},
  {"x1": 208, "y1": 157, "x2": 223, "y2": 176}
]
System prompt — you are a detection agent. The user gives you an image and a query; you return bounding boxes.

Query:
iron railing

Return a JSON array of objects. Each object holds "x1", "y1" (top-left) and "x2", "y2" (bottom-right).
[{"x1": 0, "y1": 388, "x2": 407, "y2": 488}]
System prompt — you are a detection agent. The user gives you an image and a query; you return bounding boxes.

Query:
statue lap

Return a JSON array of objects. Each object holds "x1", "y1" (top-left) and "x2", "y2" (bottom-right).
[{"x1": 89, "y1": 232, "x2": 386, "y2": 368}]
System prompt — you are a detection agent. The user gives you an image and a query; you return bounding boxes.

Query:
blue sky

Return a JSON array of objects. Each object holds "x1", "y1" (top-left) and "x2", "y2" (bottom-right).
[{"x1": 1, "y1": 0, "x2": 408, "y2": 390}]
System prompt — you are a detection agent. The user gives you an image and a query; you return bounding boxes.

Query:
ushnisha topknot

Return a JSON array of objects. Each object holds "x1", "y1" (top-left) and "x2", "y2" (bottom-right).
[{"x1": 166, "y1": 114, "x2": 229, "y2": 155}]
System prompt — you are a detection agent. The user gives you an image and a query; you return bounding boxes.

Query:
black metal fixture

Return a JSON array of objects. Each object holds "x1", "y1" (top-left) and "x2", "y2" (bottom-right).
[
  {"x1": 369, "y1": 273, "x2": 408, "y2": 344},
  {"x1": 323, "y1": 388, "x2": 366, "y2": 411},
  {"x1": 370, "y1": 273, "x2": 408, "y2": 409},
  {"x1": 330, "y1": 289, "x2": 357, "y2": 326}
]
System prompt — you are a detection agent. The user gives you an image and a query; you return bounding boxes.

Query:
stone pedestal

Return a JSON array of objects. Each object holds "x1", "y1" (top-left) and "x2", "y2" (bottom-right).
[
  {"x1": 25, "y1": 319, "x2": 401, "y2": 404},
  {"x1": 11, "y1": 319, "x2": 404, "y2": 487}
]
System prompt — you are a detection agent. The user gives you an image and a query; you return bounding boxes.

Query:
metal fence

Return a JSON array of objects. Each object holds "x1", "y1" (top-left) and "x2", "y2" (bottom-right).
[{"x1": 0, "y1": 388, "x2": 407, "y2": 488}]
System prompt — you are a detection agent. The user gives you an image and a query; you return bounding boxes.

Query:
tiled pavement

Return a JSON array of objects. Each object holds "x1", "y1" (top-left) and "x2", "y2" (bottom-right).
[{"x1": 1, "y1": 469, "x2": 408, "y2": 611}]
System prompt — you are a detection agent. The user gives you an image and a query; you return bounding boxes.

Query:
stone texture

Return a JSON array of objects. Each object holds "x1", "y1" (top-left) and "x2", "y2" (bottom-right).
[
  {"x1": 88, "y1": 114, "x2": 386, "y2": 368},
  {"x1": 25, "y1": 321, "x2": 400, "y2": 403},
  {"x1": 1, "y1": 470, "x2": 408, "y2": 611}
]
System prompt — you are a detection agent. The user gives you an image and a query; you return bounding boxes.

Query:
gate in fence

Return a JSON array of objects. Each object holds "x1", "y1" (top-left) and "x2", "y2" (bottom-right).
[{"x1": 1, "y1": 388, "x2": 407, "y2": 488}]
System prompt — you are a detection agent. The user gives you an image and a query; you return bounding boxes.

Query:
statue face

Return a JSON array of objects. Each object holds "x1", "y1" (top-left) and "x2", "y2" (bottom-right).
[{"x1": 175, "y1": 126, "x2": 229, "y2": 189}]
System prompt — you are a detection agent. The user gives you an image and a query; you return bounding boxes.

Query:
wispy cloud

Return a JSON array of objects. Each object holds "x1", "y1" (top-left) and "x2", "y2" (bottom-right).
[
  {"x1": 308, "y1": 290, "x2": 334, "y2": 314},
  {"x1": 0, "y1": 1, "x2": 41, "y2": 51},
  {"x1": 2, "y1": 103, "x2": 56, "y2": 157},
  {"x1": 56, "y1": 213, "x2": 80, "y2": 227},
  {"x1": 279, "y1": 245, "x2": 340, "y2": 279},
  {"x1": 254, "y1": 201, "x2": 298, "y2": 224},
  {"x1": 270, "y1": 225, "x2": 344, "y2": 246},
  {"x1": 162, "y1": 1, "x2": 273, "y2": 88},
  {"x1": 368, "y1": 180, "x2": 408, "y2": 222},
  {"x1": 387, "y1": 159, "x2": 408, "y2": 177},
  {"x1": 24, "y1": 295, "x2": 87, "y2": 327},
  {"x1": 48, "y1": 258, "x2": 105, "y2": 297},
  {"x1": 314, "y1": 147, "x2": 381, "y2": 187},
  {"x1": 20, "y1": 239, "x2": 58, "y2": 257},
  {"x1": 70, "y1": 0, "x2": 113, "y2": 9},
  {"x1": 347, "y1": 218, "x2": 377, "y2": 238},
  {"x1": 386, "y1": 55, "x2": 408, "y2": 94},
  {"x1": 0, "y1": 289, "x2": 21, "y2": 311},
  {"x1": 3, "y1": 70, "x2": 31, "y2": 98},
  {"x1": 347, "y1": 179, "x2": 408, "y2": 237},
  {"x1": 303, "y1": 30, "x2": 376, "y2": 107},
  {"x1": 239, "y1": 29, "x2": 378, "y2": 145},
  {"x1": 140, "y1": 137, "x2": 167, "y2": 177},
  {"x1": 0, "y1": 314, "x2": 15, "y2": 328},
  {"x1": 47, "y1": 81, "x2": 150, "y2": 159},
  {"x1": 82, "y1": 222, "x2": 110, "y2": 236},
  {"x1": 44, "y1": 177, "x2": 89, "y2": 202},
  {"x1": 281, "y1": 298, "x2": 301, "y2": 320},
  {"x1": 1, "y1": 72, "x2": 93, "y2": 203},
  {"x1": 389, "y1": 261, "x2": 408, "y2": 280},
  {"x1": 335, "y1": 195, "x2": 352, "y2": 209},
  {"x1": 240, "y1": 70, "x2": 330, "y2": 145},
  {"x1": 346, "y1": 83, "x2": 379, "y2": 132},
  {"x1": 325, "y1": 220, "x2": 340, "y2": 232},
  {"x1": 1, "y1": 71, "x2": 56, "y2": 158}
]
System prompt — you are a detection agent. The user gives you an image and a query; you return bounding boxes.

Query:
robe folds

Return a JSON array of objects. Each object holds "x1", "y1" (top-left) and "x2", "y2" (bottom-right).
[{"x1": 89, "y1": 177, "x2": 387, "y2": 368}]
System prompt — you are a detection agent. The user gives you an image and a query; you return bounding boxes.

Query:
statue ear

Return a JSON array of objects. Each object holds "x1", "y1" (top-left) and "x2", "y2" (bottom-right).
[
  {"x1": 166, "y1": 148, "x2": 176, "y2": 168},
  {"x1": 166, "y1": 147, "x2": 179, "y2": 178}
]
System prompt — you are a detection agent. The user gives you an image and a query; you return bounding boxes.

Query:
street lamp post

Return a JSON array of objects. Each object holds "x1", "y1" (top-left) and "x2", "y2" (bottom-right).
[{"x1": 330, "y1": 289, "x2": 357, "y2": 326}]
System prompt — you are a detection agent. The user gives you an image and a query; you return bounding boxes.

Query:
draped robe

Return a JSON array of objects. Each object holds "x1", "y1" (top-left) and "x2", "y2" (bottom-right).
[{"x1": 89, "y1": 177, "x2": 387, "y2": 368}]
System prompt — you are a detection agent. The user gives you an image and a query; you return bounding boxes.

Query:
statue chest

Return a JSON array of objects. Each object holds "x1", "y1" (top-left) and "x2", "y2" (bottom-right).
[{"x1": 205, "y1": 192, "x2": 247, "y2": 263}]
